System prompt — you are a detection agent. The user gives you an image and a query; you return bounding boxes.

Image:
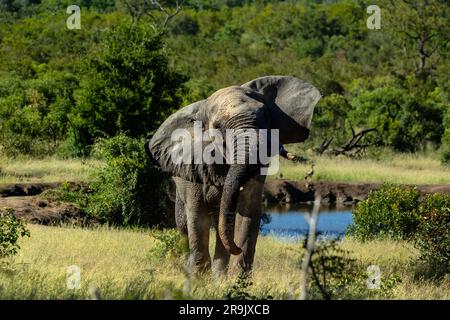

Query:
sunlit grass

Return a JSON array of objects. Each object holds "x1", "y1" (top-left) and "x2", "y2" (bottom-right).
[
  {"x1": 1, "y1": 153, "x2": 449, "y2": 185},
  {"x1": 0, "y1": 156, "x2": 102, "y2": 184},
  {"x1": 1, "y1": 225, "x2": 448, "y2": 299},
  {"x1": 273, "y1": 153, "x2": 450, "y2": 184}
]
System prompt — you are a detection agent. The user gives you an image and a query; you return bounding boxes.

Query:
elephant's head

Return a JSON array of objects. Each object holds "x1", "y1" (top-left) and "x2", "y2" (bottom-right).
[{"x1": 146, "y1": 76, "x2": 321, "y2": 255}]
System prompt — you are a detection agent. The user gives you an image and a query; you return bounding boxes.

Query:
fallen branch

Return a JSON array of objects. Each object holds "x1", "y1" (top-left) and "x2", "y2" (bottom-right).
[
  {"x1": 315, "y1": 127, "x2": 378, "y2": 157},
  {"x1": 316, "y1": 137, "x2": 333, "y2": 155}
]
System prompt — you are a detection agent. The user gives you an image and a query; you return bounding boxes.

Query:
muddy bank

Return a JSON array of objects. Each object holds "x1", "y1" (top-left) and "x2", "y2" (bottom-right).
[
  {"x1": 263, "y1": 180, "x2": 450, "y2": 205},
  {"x1": 1, "y1": 180, "x2": 450, "y2": 224},
  {"x1": 0, "y1": 182, "x2": 80, "y2": 197},
  {"x1": 0, "y1": 182, "x2": 87, "y2": 225},
  {"x1": 0, "y1": 196, "x2": 84, "y2": 225}
]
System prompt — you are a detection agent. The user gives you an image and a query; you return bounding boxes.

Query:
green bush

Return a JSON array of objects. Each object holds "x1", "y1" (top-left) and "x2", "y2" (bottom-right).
[
  {"x1": 0, "y1": 71, "x2": 79, "y2": 157},
  {"x1": 349, "y1": 84, "x2": 443, "y2": 152},
  {"x1": 226, "y1": 273, "x2": 264, "y2": 300},
  {"x1": 41, "y1": 181, "x2": 90, "y2": 212},
  {"x1": 303, "y1": 239, "x2": 400, "y2": 300},
  {"x1": 414, "y1": 193, "x2": 450, "y2": 275},
  {"x1": 440, "y1": 130, "x2": 450, "y2": 164},
  {"x1": 148, "y1": 229, "x2": 188, "y2": 261},
  {"x1": 348, "y1": 185, "x2": 450, "y2": 276},
  {"x1": 0, "y1": 208, "x2": 30, "y2": 260},
  {"x1": 86, "y1": 135, "x2": 172, "y2": 227},
  {"x1": 347, "y1": 184, "x2": 420, "y2": 241}
]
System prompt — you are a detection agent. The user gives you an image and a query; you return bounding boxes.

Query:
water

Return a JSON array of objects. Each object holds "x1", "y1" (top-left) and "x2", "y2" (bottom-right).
[{"x1": 260, "y1": 204, "x2": 354, "y2": 241}]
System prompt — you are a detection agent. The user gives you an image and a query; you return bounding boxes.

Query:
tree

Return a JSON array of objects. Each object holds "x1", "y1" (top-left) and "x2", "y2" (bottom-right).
[
  {"x1": 383, "y1": 0, "x2": 449, "y2": 80},
  {"x1": 69, "y1": 22, "x2": 187, "y2": 156},
  {"x1": 349, "y1": 79, "x2": 443, "y2": 152},
  {"x1": 440, "y1": 109, "x2": 450, "y2": 163},
  {"x1": 312, "y1": 93, "x2": 351, "y2": 148},
  {"x1": 118, "y1": 0, "x2": 183, "y2": 26}
]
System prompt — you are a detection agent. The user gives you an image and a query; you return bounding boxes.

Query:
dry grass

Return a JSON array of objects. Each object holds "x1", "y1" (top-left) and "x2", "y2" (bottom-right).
[
  {"x1": 0, "y1": 156, "x2": 101, "y2": 184},
  {"x1": 1, "y1": 224, "x2": 448, "y2": 300},
  {"x1": 1, "y1": 152, "x2": 449, "y2": 185},
  {"x1": 274, "y1": 152, "x2": 450, "y2": 184}
]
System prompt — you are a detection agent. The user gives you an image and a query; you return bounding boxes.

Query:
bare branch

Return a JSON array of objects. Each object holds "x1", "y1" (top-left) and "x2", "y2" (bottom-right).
[
  {"x1": 300, "y1": 195, "x2": 321, "y2": 300},
  {"x1": 316, "y1": 128, "x2": 378, "y2": 157},
  {"x1": 315, "y1": 137, "x2": 333, "y2": 155},
  {"x1": 121, "y1": 0, "x2": 183, "y2": 27}
]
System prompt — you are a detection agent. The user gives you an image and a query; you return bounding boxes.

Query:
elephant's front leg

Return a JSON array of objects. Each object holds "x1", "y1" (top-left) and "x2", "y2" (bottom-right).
[
  {"x1": 175, "y1": 194, "x2": 188, "y2": 236},
  {"x1": 231, "y1": 177, "x2": 265, "y2": 273},
  {"x1": 185, "y1": 191, "x2": 212, "y2": 273}
]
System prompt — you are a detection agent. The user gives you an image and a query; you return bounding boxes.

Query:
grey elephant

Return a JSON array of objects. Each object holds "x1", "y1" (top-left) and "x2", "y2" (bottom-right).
[{"x1": 146, "y1": 76, "x2": 321, "y2": 274}]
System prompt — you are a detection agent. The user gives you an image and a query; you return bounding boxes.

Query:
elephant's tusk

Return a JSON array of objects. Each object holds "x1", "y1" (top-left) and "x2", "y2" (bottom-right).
[
  {"x1": 286, "y1": 153, "x2": 296, "y2": 161},
  {"x1": 280, "y1": 145, "x2": 310, "y2": 163},
  {"x1": 280, "y1": 145, "x2": 297, "y2": 161},
  {"x1": 239, "y1": 186, "x2": 244, "y2": 191}
]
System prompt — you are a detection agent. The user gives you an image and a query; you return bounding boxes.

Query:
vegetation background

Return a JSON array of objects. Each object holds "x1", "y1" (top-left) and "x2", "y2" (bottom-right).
[{"x1": 0, "y1": 0, "x2": 448, "y2": 158}]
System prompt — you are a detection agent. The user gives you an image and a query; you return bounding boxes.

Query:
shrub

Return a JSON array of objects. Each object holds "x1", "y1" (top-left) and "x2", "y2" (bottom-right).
[
  {"x1": 226, "y1": 273, "x2": 258, "y2": 300},
  {"x1": 305, "y1": 239, "x2": 359, "y2": 300},
  {"x1": 86, "y1": 135, "x2": 173, "y2": 227},
  {"x1": 440, "y1": 130, "x2": 450, "y2": 164},
  {"x1": 0, "y1": 208, "x2": 30, "y2": 260},
  {"x1": 148, "y1": 229, "x2": 188, "y2": 261},
  {"x1": 302, "y1": 239, "x2": 400, "y2": 300},
  {"x1": 414, "y1": 193, "x2": 450, "y2": 276},
  {"x1": 347, "y1": 184, "x2": 420, "y2": 240}
]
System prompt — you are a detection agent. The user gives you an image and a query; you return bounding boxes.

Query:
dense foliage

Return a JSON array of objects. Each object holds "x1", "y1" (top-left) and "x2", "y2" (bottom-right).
[
  {"x1": 348, "y1": 184, "x2": 420, "y2": 240},
  {"x1": 69, "y1": 23, "x2": 187, "y2": 156},
  {"x1": 0, "y1": 209, "x2": 30, "y2": 260},
  {"x1": 86, "y1": 135, "x2": 173, "y2": 226},
  {"x1": 41, "y1": 135, "x2": 173, "y2": 226},
  {"x1": 415, "y1": 194, "x2": 450, "y2": 275},
  {"x1": 0, "y1": 0, "x2": 448, "y2": 159}
]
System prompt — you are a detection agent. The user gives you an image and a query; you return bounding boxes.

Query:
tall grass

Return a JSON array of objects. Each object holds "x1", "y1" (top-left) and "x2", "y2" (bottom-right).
[{"x1": 1, "y1": 225, "x2": 448, "y2": 299}]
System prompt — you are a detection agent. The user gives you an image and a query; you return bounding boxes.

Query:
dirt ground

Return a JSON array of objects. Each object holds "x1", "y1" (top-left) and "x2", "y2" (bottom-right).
[
  {"x1": 1, "y1": 180, "x2": 450, "y2": 224},
  {"x1": 0, "y1": 183, "x2": 83, "y2": 224},
  {"x1": 263, "y1": 180, "x2": 450, "y2": 204},
  {"x1": 0, "y1": 196, "x2": 82, "y2": 225}
]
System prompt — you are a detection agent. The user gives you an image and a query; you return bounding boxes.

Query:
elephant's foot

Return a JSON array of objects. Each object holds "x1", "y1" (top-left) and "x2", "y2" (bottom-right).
[
  {"x1": 230, "y1": 252, "x2": 253, "y2": 274},
  {"x1": 187, "y1": 253, "x2": 211, "y2": 274},
  {"x1": 212, "y1": 257, "x2": 229, "y2": 276},
  {"x1": 212, "y1": 232, "x2": 231, "y2": 276}
]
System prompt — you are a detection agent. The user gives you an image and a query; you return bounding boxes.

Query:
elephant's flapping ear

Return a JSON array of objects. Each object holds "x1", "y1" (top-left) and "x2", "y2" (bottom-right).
[
  {"x1": 242, "y1": 76, "x2": 321, "y2": 143},
  {"x1": 146, "y1": 100, "x2": 228, "y2": 186},
  {"x1": 144, "y1": 139, "x2": 159, "y2": 166}
]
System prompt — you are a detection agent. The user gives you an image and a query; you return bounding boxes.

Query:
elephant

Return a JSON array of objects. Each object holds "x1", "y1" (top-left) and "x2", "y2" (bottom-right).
[{"x1": 145, "y1": 76, "x2": 321, "y2": 274}]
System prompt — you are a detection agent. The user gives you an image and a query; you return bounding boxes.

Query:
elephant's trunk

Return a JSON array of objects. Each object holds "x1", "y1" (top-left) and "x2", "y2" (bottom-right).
[
  {"x1": 218, "y1": 121, "x2": 260, "y2": 255},
  {"x1": 218, "y1": 164, "x2": 250, "y2": 255}
]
